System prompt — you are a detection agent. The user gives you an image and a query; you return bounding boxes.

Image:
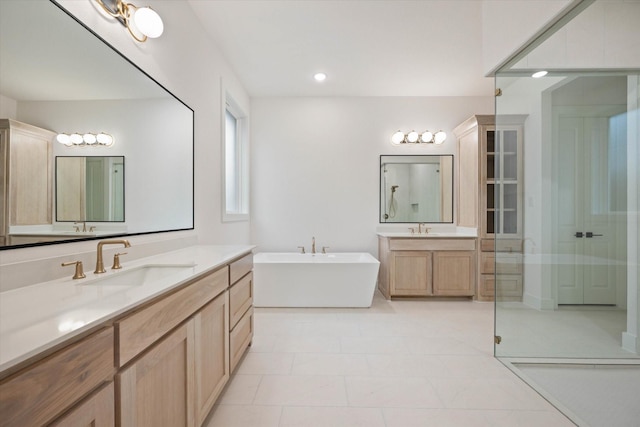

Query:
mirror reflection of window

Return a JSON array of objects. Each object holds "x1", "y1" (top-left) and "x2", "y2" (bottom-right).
[{"x1": 56, "y1": 156, "x2": 125, "y2": 222}]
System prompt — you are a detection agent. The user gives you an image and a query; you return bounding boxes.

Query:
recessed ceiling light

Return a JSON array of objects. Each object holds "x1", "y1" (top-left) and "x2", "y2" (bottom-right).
[
  {"x1": 313, "y1": 72, "x2": 327, "y2": 82},
  {"x1": 532, "y1": 70, "x2": 548, "y2": 78}
]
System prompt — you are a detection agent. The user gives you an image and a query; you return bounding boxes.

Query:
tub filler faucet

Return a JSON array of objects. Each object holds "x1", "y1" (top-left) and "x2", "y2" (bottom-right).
[{"x1": 311, "y1": 237, "x2": 316, "y2": 254}]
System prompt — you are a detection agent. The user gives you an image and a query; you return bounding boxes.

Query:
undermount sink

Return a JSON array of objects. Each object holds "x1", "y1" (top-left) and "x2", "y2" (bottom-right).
[{"x1": 82, "y1": 264, "x2": 197, "y2": 287}]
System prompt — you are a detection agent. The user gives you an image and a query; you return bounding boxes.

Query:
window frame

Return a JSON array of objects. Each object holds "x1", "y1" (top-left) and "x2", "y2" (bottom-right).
[{"x1": 221, "y1": 89, "x2": 249, "y2": 222}]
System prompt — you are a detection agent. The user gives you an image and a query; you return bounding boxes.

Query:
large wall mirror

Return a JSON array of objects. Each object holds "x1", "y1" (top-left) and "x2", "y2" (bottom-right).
[
  {"x1": 380, "y1": 155, "x2": 453, "y2": 223},
  {"x1": 0, "y1": 0, "x2": 194, "y2": 248}
]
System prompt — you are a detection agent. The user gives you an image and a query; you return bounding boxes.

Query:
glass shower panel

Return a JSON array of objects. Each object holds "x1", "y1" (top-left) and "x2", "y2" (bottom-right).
[{"x1": 494, "y1": 71, "x2": 639, "y2": 359}]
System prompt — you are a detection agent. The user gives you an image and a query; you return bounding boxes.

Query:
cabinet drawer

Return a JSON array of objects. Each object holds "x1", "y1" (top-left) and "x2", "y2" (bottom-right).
[
  {"x1": 481, "y1": 238, "x2": 522, "y2": 253},
  {"x1": 0, "y1": 327, "x2": 114, "y2": 427},
  {"x1": 230, "y1": 253, "x2": 253, "y2": 285},
  {"x1": 230, "y1": 272, "x2": 253, "y2": 328},
  {"x1": 389, "y1": 238, "x2": 476, "y2": 251},
  {"x1": 479, "y1": 275, "x2": 495, "y2": 298},
  {"x1": 116, "y1": 267, "x2": 228, "y2": 367},
  {"x1": 50, "y1": 382, "x2": 115, "y2": 427},
  {"x1": 479, "y1": 275, "x2": 523, "y2": 298},
  {"x1": 480, "y1": 253, "x2": 522, "y2": 275},
  {"x1": 230, "y1": 307, "x2": 253, "y2": 372}
]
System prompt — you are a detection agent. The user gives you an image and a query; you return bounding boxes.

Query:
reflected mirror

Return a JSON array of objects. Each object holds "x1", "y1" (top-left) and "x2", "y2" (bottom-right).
[
  {"x1": 56, "y1": 156, "x2": 125, "y2": 222},
  {"x1": 380, "y1": 155, "x2": 453, "y2": 223},
  {"x1": 0, "y1": 0, "x2": 194, "y2": 248}
]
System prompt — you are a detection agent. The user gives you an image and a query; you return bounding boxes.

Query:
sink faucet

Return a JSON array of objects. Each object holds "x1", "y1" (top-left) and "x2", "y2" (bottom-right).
[
  {"x1": 74, "y1": 221, "x2": 86, "y2": 232},
  {"x1": 418, "y1": 223, "x2": 431, "y2": 234},
  {"x1": 311, "y1": 236, "x2": 316, "y2": 254},
  {"x1": 94, "y1": 239, "x2": 131, "y2": 274}
]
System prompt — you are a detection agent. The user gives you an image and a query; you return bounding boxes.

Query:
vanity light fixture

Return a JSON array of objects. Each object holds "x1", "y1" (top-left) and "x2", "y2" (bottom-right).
[
  {"x1": 390, "y1": 130, "x2": 447, "y2": 145},
  {"x1": 95, "y1": 0, "x2": 164, "y2": 43},
  {"x1": 56, "y1": 132, "x2": 114, "y2": 147}
]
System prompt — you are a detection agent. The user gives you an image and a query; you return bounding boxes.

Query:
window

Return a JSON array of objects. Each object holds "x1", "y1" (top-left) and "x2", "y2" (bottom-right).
[{"x1": 223, "y1": 94, "x2": 249, "y2": 221}]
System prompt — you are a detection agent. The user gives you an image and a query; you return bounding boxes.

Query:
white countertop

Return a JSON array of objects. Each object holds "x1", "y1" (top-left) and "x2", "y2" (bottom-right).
[
  {"x1": 0, "y1": 244, "x2": 254, "y2": 373},
  {"x1": 376, "y1": 231, "x2": 477, "y2": 238}
]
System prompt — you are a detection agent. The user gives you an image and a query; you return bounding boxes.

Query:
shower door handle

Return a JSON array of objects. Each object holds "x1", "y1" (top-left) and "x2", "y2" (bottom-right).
[
  {"x1": 574, "y1": 232, "x2": 584, "y2": 238},
  {"x1": 585, "y1": 232, "x2": 603, "y2": 238}
]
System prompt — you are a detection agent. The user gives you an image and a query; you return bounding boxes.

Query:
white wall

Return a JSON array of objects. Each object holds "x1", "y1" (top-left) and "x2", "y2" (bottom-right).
[
  {"x1": 481, "y1": 0, "x2": 571, "y2": 75},
  {"x1": 0, "y1": 0, "x2": 250, "y2": 287},
  {"x1": 250, "y1": 96, "x2": 493, "y2": 256}
]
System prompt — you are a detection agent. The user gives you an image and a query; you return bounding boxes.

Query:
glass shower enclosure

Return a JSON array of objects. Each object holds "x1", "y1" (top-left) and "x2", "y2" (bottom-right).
[{"x1": 492, "y1": 1, "x2": 639, "y2": 425}]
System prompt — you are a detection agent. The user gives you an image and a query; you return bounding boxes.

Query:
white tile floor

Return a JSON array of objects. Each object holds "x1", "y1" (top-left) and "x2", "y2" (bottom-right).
[
  {"x1": 204, "y1": 293, "x2": 574, "y2": 427},
  {"x1": 496, "y1": 303, "x2": 639, "y2": 359},
  {"x1": 514, "y1": 364, "x2": 640, "y2": 427}
]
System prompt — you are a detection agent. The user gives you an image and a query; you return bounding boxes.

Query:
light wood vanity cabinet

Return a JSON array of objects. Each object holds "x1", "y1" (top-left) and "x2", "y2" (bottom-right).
[
  {"x1": 0, "y1": 119, "x2": 55, "y2": 245},
  {"x1": 0, "y1": 251, "x2": 254, "y2": 427},
  {"x1": 379, "y1": 237, "x2": 476, "y2": 298},
  {"x1": 0, "y1": 327, "x2": 115, "y2": 427}
]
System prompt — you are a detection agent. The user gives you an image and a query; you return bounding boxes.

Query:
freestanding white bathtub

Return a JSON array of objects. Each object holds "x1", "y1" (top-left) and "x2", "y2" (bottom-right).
[{"x1": 253, "y1": 252, "x2": 380, "y2": 308}]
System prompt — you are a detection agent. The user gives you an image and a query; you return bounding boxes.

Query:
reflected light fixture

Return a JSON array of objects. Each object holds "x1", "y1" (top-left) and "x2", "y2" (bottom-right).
[
  {"x1": 56, "y1": 132, "x2": 114, "y2": 147},
  {"x1": 95, "y1": 0, "x2": 164, "y2": 43},
  {"x1": 390, "y1": 129, "x2": 446, "y2": 145},
  {"x1": 314, "y1": 72, "x2": 327, "y2": 82},
  {"x1": 532, "y1": 70, "x2": 548, "y2": 78}
]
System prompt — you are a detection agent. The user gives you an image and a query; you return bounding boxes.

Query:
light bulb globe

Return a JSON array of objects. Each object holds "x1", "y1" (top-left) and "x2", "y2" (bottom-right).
[
  {"x1": 134, "y1": 7, "x2": 164, "y2": 38},
  {"x1": 406, "y1": 131, "x2": 419, "y2": 143},
  {"x1": 391, "y1": 131, "x2": 405, "y2": 145},
  {"x1": 420, "y1": 131, "x2": 433, "y2": 143},
  {"x1": 70, "y1": 133, "x2": 83, "y2": 145},
  {"x1": 83, "y1": 133, "x2": 97, "y2": 144}
]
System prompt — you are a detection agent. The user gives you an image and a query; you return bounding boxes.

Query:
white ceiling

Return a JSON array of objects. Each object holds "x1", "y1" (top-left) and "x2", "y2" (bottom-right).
[{"x1": 187, "y1": 0, "x2": 496, "y2": 97}]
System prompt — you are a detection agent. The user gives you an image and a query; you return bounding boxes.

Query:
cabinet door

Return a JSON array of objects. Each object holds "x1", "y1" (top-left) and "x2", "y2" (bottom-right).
[
  {"x1": 9, "y1": 125, "x2": 53, "y2": 225},
  {"x1": 433, "y1": 251, "x2": 475, "y2": 296},
  {"x1": 390, "y1": 251, "x2": 432, "y2": 296},
  {"x1": 118, "y1": 321, "x2": 195, "y2": 427},
  {"x1": 194, "y1": 291, "x2": 229, "y2": 426},
  {"x1": 51, "y1": 382, "x2": 115, "y2": 427}
]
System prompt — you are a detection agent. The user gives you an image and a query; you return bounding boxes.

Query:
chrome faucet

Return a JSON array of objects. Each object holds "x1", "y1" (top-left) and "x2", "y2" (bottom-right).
[
  {"x1": 311, "y1": 237, "x2": 316, "y2": 254},
  {"x1": 94, "y1": 239, "x2": 131, "y2": 274}
]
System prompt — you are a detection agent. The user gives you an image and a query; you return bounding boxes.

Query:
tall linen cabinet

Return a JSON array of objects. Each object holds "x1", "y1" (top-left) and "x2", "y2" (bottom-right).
[
  {"x1": 0, "y1": 119, "x2": 55, "y2": 245},
  {"x1": 454, "y1": 115, "x2": 526, "y2": 301}
]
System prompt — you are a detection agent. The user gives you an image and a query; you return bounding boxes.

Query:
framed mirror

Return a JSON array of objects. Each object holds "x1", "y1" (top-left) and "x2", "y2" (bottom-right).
[
  {"x1": 56, "y1": 156, "x2": 125, "y2": 222},
  {"x1": 0, "y1": 0, "x2": 194, "y2": 248},
  {"x1": 380, "y1": 155, "x2": 453, "y2": 223}
]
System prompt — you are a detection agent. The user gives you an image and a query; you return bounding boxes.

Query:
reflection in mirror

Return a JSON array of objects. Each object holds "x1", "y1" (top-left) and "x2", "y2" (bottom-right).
[
  {"x1": 56, "y1": 156, "x2": 125, "y2": 222},
  {"x1": 0, "y1": 0, "x2": 194, "y2": 249},
  {"x1": 380, "y1": 155, "x2": 453, "y2": 223}
]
